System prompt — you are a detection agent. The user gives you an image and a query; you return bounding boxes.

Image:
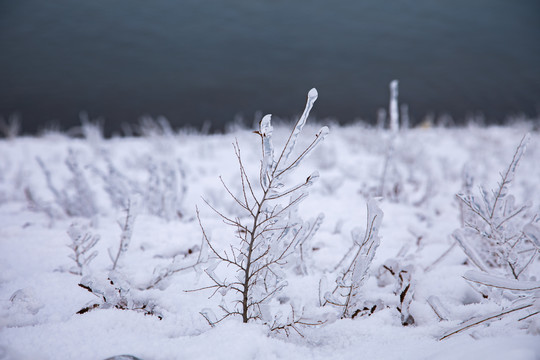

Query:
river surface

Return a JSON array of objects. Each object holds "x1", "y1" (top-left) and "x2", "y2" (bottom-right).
[{"x1": 1, "y1": 0, "x2": 539, "y2": 134}]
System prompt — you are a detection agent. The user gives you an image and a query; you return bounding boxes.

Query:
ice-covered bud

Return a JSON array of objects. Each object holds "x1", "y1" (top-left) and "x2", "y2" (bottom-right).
[
  {"x1": 308, "y1": 88, "x2": 318, "y2": 101},
  {"x1": 306, "y1": 171, "x2": 320, "y2": 186},
  {"x1": 317, "y1": 126, "x2": 330, "y2": 139}
]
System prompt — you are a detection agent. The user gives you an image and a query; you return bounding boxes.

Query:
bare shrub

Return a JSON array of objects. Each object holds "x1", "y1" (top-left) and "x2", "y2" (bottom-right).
[{"x1": 196, "y1": 89, "x2": 329, "y2": 330}]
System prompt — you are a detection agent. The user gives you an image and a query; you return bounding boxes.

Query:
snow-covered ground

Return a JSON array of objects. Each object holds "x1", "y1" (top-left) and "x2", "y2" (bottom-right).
[{"x1": 0, "y1": 119, "x2": 539, "y2": 360}]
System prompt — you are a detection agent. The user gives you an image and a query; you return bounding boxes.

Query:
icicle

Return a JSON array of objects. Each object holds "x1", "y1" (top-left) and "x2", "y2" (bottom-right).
[{"x1": 389, "y1": 80, "x2": 399, "y2": 133}]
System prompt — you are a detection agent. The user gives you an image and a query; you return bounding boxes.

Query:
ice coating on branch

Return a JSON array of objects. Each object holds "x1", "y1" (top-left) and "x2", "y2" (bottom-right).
[
  {"x1": 524, "y1": 223, "x2": 540, "y2": 249},
  {"x1": 277, "y1": 126, "x2": 329, "y2": 177},
  {"x1": 345, "y1": 199, "x2": 383, "y2": 317},
  {"x1": 325, "y1": 198, "x2": 383, "y2": 318},
  {"x1": 389, "y1": 80, "x2": 399, "y2": 133},
  {"x1": 66, "y1": 223, "x2": 100, "y2": 275},
  {"x1": 267, "y1": 171, "x2": 320, "y2": 200},
  {"x1": 260, "y1": 114, "x2": 274, "y2": 186},
  {"x1": 318, "y1": 125, "x2": 330, "y2": 138},
  {"x1": 464, "y1": 270, "x2": 540, "y2": 291},
  {"x1": 279, "y1": 88, "x2": 319, "y2": 171},
  {"x1": 111, "y1": 199, "x2": 138, "y2": 270},
  {"x1": 427, "y1": 296, "x2": 450, "y2": 321},
  {"x1": 454, "y1": 133, "x2": 536, "y2": 282},
  {"x1": 199, "y1": 88, "x2": 330, "y2": 325},
  {"x1": 306, "y1": 170, "x2": 319, "y2": 186},
  {"x1": 453, "y1": 229, "x2": 489, "y2": 272},
  {"x1": 495, "y1": 132, "x2": 529, "y2": 201}
]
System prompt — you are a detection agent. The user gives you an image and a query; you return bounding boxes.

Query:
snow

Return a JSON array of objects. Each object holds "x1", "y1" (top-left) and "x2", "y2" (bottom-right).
[{"x1": 0, "y1": 121, "x2": 539, "y2": 359}]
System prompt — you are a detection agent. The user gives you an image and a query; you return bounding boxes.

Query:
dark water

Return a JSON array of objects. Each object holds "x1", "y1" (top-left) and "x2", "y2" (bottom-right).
[{"x1": 1, "y1": 0, "x2": 539, "y2": 134}]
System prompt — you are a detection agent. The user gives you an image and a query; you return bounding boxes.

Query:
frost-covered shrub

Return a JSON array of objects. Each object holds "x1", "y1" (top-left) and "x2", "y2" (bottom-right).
[
  {"x1": 109, "y1": 200, "x2": 138, "y2": 270},
  {"x1": 144, "y1": 159, "x2": 186, "y2": 220},
  {"x1": 374, "y1": 80, "x2": 433, "y2": 205},
  {"x1": 37, "y1": 148, "x2": 98, "y2": 218},
  {"x1": 442, "y1": 134, "x2": 540, "y2": 338},
  {"x1": 64, "y1": 223, "x2": 100, "y2": 276},
  {"x1": 24, "y1": 187, "x2": 63, "y2": 226},
  {"x1": 0, "y1": 152, "x2": 29, "y2": 204},
  {"x1": 453, "y1": 134, "x2": 536, "y2": 281},
  {"x1": 77, "y1": 272, "x2": 162, "y2": 319},
  {"x1": 198, "y1": 89, "x2": 329, "y2": 330},
  {"x1": 94, "y1": 156, "x2": 136, "y2": 211},
  {"x1": 137, "y1": 116, "x2": 175, "y2": 138},
  {"x1": 321, "y1": 199, "x2": 383, "y2": 319},
  {"x1": 76, "y1": 113, "x2": 105, "y2": 151},
  {"x1": 95, "y1": 155, "x2": 187, "y2": 220}
]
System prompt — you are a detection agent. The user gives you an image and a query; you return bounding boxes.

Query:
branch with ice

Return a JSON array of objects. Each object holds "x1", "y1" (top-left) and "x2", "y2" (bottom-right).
[
  {"x1": 65, "y1": 223, "x2": 100, "y2": 276},
  {"x1": 77, "y1": 272, "x2": 162, "y2": 319},
  {"x1": 322, "y1": 199, "x2": 383, "y2": 319},
  {"x1": 196, "y1": 89, "x2": 329, "y2": 330},
  {"x1": 444, "y1": 133, "x2": 540, "y2": 338},
  {"x1": 143, "y1": 242, "x2": 205, "y2": 290},
  {"x1": 110, "y1": 199, "x2": 139, "y2": 271},
  {"x1": 454, "y1": 134, "x2": 535, "y2": 280}
]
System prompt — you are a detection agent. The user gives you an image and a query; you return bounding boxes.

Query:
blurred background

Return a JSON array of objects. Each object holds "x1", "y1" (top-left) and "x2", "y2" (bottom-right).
[{"x1": 1, "y1": 0, "x2": 539, "y2": 135}]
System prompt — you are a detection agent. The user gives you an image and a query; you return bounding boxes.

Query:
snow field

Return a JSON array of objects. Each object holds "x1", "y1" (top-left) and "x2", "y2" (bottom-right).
[{"x1": 0, "y1": 122, "x2": 539, "y2": 359}]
